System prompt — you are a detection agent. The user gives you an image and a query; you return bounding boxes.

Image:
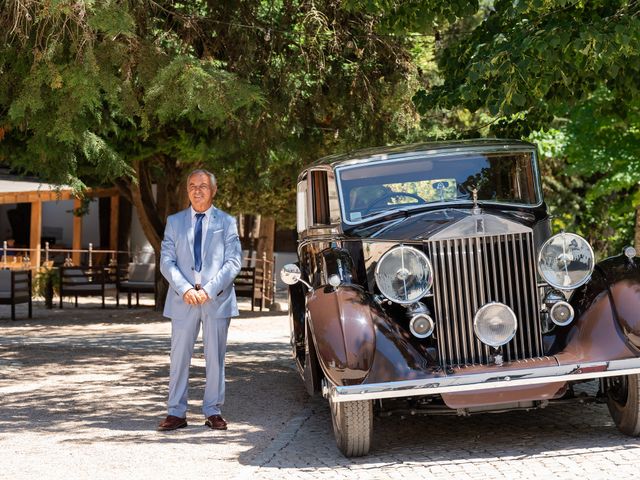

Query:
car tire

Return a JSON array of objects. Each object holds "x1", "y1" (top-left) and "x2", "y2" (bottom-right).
[
  {"x1": 329, "y1": 398, "x2": 373, "y2": 457},
  {"x1": 606, "y1": 374, "x2": 640, "y2": 436}
]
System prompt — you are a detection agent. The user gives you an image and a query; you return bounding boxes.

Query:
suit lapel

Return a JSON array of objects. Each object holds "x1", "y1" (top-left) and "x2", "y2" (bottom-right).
[
  {"x1": 184, "y1": 209, "x2": 195, "y2": 263},
  {"x1": 203, "y1": 207, "x2": 221, "y2": 262}
]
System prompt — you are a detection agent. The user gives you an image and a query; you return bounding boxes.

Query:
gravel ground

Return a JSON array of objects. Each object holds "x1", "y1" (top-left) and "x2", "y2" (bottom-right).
[{"x1": 0, "y1": 297, "x2": 306, "y2": 480}]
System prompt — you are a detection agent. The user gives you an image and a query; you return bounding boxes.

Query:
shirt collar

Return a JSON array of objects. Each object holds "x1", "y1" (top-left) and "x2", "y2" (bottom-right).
[{"x1": 190, "y1": 205, "x2": 214, "y2": 219}]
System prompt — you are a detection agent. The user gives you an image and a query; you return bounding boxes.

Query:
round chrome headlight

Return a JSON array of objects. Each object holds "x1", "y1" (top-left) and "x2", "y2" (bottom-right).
[
  {"x1": 374, "y1": 245, "x2": 433, "y2": 304},
  {"x1": 473, "y1": 302, "x2": 517, "y2": 347},
  {"x1": 538, "y1": 233, "x2": 594, "y2": 290}
]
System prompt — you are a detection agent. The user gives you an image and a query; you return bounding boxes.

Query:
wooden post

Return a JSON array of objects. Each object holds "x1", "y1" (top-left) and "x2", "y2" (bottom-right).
[
  {"x1": 257, "y1": 216, "x2": 275, "y2": 309},
  {"x1": 261, "y1": 252, "x2": 267, "y2": 311},
  {"x1": 72, "y1": 198, "x2": 83, "y2": 265},
  {"x1": 110, "y1": 194, "x2": 119, "y2": 253},
  {"x1": 30, "y1": 200, "x2": 42, "y2": 268}
]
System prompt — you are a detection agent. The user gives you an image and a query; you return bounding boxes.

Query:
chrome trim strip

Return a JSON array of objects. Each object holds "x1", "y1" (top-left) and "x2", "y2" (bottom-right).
[{"x1": 327, "y1": 358, "x2": 640, "y2": 402}]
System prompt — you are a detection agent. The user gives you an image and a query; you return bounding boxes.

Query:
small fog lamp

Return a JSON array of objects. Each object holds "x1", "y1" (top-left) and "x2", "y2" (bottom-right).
[
  {"x1": 549, "y1": 301, "x2": 574, "y2": 326},
  {"x1": 409, "y1": 313, "x2": 435, "y2": 339}
]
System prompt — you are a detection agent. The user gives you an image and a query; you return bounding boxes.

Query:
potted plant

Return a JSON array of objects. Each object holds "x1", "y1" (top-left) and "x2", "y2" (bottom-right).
[{"x1": 34, "y1": 262, "x2": 60, "y2": 308}]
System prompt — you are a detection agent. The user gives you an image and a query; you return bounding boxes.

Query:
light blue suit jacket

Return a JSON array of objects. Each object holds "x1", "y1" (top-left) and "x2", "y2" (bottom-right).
[{"x1": 160, "y1": 206, "x2": 242, "y2": 319}]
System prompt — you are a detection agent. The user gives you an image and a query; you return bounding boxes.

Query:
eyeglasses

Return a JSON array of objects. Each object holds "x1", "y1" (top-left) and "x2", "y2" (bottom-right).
[{"x1": 188, "y1": 183, "x2": 211, "y2": 192}]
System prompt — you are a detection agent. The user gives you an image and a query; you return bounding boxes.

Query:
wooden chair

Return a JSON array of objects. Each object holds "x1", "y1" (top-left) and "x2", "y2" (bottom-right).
[
  {"x1": 0, "y1": 269, "x2": 32, "y2": 320},
  {"x1": 117, "y1": 263, "x2": 156, "y2": 308},
  {"x1": 235, "y1": 266, "x2": 261, "y2": 311},
  {"x1": 59, "y1": 266, "x2": 116, "y2": 308}
]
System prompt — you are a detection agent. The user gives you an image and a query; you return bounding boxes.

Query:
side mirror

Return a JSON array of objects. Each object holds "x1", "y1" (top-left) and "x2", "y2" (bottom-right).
[
  {"x1": 280, "y1": 264, "x2": 313, "y2": 291},
  {"x1": 280, "y1": 264, "x2": 302, "y2": 285}
]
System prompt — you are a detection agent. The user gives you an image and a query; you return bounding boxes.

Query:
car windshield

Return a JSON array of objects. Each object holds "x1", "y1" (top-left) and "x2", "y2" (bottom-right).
[{"x1": 336, "y1": 150, "x2": 540, "y2": 223}]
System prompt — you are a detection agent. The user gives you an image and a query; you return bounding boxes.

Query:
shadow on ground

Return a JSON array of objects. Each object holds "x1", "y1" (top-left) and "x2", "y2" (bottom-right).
[
  {"x1": 0, "y1": 303, "x2": 306, "y2": 454},
  {"x1": 3, "y1": 302, "x2": 640, "y2": 473}
]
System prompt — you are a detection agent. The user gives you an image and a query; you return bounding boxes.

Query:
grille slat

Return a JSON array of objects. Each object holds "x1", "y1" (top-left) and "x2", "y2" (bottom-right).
[
  {"x1": 450, "y1": 240, "x2": 464, "y2": 364},
  {"x1": 442, "y1": 241, "x2": 456, "y2": 366},
  {"x1": 512, "y1": 234, "x2": 527, "y2": 354},
  {"x1": 429, "y1": 231, "x2": 543, "y2": 367},
  {"x1": 524, "y1": 233, "x2": 543, "y2": 353},
  {"x1": 466, "y1": 238, "x2": 480, "y2": 364},
  {"x1": 504, "y1": 234, "x2": 518, "y2": 359},
  {"x1": 475, "y1": 237, "x2": 490, "y2": 364}
]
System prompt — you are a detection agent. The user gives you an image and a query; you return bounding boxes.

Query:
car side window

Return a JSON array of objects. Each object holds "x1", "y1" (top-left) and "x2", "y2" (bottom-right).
[
  {"x1": 311, "y1": 170, "x2": 330, "y2": 225},
  {"x1": 296, "y1": 177, "x2": 307, "y2": 233},
  {"x1": 309, "y1": 170, "x2": 340, "y2": 226}
]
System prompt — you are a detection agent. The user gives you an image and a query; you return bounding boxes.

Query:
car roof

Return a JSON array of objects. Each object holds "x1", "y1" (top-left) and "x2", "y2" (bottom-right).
[{"x1": 307, "y1": 139, "x2": 537, "y2": 170}]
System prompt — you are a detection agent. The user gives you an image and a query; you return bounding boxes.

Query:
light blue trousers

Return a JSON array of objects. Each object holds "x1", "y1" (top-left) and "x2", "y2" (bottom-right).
[{"x1": 167, "y1": 307, "x2": 230, "y2": 418}]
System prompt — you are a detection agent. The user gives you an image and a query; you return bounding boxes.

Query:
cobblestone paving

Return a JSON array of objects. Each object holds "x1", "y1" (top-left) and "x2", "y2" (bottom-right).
[
  {"x1": 244, "y1": 395, "x2": 640, "y2": 480},
  {"x1": 2, "y1": 299, "x2": 640, "y2": 479}
]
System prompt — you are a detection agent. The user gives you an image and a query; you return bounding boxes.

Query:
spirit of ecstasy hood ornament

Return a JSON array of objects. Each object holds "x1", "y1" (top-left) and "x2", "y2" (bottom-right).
[{"x1": 471, "y1": 188, "x2": 481, "y2": 215}]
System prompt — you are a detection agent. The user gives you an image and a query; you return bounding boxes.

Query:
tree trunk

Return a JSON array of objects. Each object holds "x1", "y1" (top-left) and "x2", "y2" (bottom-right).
[
  {"x1": 256, "y1": 216, "x2": 276, "y2": 308},
  {"x1": 129, "y1": 159, "x2": 164, "y2": 253},
  {"x1": 256, "y1": 216, "x2": 275, "y2": 263},
  {"x1": 118, "y1": 158, "x2": 188, "y2": 312}
]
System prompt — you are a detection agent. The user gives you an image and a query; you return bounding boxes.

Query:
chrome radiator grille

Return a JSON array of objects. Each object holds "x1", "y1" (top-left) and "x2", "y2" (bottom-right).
[{"x1": 426, "y1": 232, "x2": 543, "y2": 367}]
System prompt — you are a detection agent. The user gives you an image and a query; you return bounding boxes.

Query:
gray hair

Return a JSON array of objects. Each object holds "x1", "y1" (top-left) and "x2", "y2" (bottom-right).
[{"x1": 187, "y1": 169, "x2": 217, "y2": 189}]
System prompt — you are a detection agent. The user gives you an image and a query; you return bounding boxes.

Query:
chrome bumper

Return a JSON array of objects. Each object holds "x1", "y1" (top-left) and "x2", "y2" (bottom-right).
[{"x1": 325, "y1": 358, "x2": 640, "y2": 403}]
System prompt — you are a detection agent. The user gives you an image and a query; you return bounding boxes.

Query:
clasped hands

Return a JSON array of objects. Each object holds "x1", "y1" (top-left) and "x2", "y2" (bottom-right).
[{"x1": 183, "y1": 288, "x2": 209, "y2": 305}]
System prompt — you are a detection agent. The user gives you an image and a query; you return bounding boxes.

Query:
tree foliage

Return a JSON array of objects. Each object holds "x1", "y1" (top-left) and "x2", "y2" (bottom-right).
[
  {"x1": 428, "y1": 0, "x2": 640, "y2": 124},
  {"x1": 418, "y1": 0, "x2": 640, "y2": 256},
  {"x1": 5, "y1": 0, "x2": 638, "y2": 259},
  {"x1": 532, "y1": 89, "x2": 640, "y2": 255},
  {"x1": 0, "y1": 0, "x2": 463, "y2": 238}
]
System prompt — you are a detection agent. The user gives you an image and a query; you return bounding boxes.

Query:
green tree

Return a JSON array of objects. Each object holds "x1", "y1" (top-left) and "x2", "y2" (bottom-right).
[
  {"x1": 418, "y1": 0, "x2": 640, "y2": 256},
  {"x1": 1, "y1": 0, "x2": 473, "y2": 304},
  {"x1": 1, "y1": 1, "x2": 479, "y2": 233},
  {"x1": 0, "y1": 1, "x2": 264, "y2": 254},
  {"x1": 533, "y1": 90, "x2": 640, "y2": 256}
]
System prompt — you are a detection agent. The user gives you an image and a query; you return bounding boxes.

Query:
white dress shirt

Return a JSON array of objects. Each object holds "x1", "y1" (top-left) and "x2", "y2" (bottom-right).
[{"x1": 190, "y1": 204, "x2": 213, "y2": 285}]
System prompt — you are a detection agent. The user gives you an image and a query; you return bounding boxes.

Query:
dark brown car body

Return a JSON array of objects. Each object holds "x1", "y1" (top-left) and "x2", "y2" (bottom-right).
[{"x1": 283, "y1": 140, "x2": 640, "y2": 456}]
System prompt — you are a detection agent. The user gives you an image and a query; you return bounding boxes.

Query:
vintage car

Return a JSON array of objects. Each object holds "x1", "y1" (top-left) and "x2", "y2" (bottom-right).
[{"x1": 280, "y1": 139, "x2": 640, "y2": 457}]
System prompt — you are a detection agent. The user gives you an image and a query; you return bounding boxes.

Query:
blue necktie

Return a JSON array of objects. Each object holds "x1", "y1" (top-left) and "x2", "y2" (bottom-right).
[{"x1": 194, "y1": 213, "x2": 205, "y2": 272}]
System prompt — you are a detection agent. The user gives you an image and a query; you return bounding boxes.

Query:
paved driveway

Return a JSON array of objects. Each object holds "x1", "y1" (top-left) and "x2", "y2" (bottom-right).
[{"x1": 1, "y1": 301, "x2": 639, "y2": 479}]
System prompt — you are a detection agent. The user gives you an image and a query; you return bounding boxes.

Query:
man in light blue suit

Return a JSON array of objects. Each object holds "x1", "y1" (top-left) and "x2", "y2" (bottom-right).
[{"x1": 158, "y1": 169, "x2": 242, "y2": 432}]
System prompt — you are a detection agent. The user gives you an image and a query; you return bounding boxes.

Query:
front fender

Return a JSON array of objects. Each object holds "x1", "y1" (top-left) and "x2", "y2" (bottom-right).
[
  {"x1": 556, "y1": 254, "x2": 640, "y2": 364},
  {"x1": 306, "y1": 286, "x2": 376, "y2": 386},
  {"x1": 307, "y1": 286, "x2": 436, "y2": 386}
]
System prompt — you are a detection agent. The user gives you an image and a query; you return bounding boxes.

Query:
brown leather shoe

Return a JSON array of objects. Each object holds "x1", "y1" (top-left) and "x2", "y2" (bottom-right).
[
  {"x1": 205, "y1": 414, "x2": 227, "y2": 430},
  {"x1": 158, "y1": 415, "x2": 187, "y2": 431}
]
